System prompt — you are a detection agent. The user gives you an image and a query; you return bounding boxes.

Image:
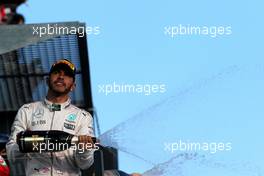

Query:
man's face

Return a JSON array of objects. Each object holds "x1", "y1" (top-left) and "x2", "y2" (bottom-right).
[{"x1": 48, "y1": 69, "x2": 75, "y2": 95}]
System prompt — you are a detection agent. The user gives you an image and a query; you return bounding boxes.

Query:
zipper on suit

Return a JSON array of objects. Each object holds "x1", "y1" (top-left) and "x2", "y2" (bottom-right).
[
  {"x1": 50, "y1": 111, "x2": 55, "y2": 130},
  {"x1": 50, "y1": 111, "x2": 56, "y2": 176}
]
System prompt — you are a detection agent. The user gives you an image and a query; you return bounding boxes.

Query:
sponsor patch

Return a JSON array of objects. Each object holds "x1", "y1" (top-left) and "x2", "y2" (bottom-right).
[
  {"x1": 64, "y1": 123, "x2": 75, "y2": 130},
  {"x1": 32, "y1": 120, "x2": 46, "y2": 126}
]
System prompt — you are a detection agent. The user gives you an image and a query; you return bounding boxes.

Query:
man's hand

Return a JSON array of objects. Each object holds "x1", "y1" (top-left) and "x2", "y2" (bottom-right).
[
  {"x1": 78, "y1": 135, "x2": 94, "y2": 145},
  {"x1": 77, "y1": 135, "x2": 99, "y2": 151}
]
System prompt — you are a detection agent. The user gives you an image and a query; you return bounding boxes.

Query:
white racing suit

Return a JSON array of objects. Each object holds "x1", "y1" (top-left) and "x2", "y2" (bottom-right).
[{"x1": 6, "y1": 98, "x2": 95, "y2": 176}]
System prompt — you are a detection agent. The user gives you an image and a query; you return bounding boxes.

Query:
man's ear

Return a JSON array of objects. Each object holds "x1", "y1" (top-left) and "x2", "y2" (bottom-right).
[{"x1": 70, "y1": 83, "x2": 76, "y2": 91}]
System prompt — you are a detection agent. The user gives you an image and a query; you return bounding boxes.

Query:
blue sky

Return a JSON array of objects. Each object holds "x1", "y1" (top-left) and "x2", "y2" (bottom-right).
[{"x1": 18, "y1": 0, "x2": 264, "y2": 175}]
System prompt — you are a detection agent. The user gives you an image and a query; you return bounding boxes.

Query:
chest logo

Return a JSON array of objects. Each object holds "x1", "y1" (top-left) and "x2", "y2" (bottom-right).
[{"x1": 32, "y1": 108, "x2": 44, "y2": 119}]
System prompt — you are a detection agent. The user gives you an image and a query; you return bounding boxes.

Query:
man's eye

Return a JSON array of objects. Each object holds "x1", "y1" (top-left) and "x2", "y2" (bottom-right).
[{"x1": 53, "y1": 70, "x2": 59, "y2": 74}]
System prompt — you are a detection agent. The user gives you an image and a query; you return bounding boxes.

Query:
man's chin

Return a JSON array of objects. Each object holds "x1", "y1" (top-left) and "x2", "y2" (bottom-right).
[
  {"x1": 52, "y1": 88, "x2": 70, "y2": 95},
  {"x1": 48, "y1": 83, "x2": 71, "y2": 96}
]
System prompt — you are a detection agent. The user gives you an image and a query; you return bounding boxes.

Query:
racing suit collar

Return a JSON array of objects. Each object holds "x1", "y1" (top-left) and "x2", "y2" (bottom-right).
[{"x1": 43, "y1": 98, "x2": 71, "y2": 111}]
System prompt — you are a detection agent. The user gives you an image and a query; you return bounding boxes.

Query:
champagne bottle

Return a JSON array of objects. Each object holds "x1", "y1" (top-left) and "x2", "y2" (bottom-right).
[{"x1": 16, "y1": 130, "x2": 97, "y2": 153}]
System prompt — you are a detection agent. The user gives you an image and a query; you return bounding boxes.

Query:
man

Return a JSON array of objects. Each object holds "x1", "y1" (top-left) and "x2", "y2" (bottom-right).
[{"x1": 6, "y1": 59, "x2": 95, "y2": 176}]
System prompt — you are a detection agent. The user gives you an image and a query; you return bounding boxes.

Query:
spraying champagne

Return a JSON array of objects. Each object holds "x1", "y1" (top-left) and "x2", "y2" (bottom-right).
[{"x1": 16, "y1": 130, "x2": 98, "y2": 153}]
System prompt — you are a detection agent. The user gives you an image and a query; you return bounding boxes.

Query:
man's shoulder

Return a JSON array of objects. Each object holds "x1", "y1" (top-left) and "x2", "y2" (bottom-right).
[
  {"x1": 19, "y1": 101, "x2": 43, "y2": 110},
  {"x1": 80, "y1": 109, "x2": 92, "y2": 119},
  {"x1": 69, "y1": 104, "x2": 92, "y2": 119}
]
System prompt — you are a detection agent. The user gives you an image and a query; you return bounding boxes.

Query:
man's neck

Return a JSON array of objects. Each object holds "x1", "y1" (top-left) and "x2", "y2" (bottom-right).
[{"x1": 46, "y1": 90, "x2": 69, "y2": 104}]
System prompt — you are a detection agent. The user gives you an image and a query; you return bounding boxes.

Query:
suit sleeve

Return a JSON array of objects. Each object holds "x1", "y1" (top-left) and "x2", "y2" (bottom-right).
[
  {"x1": 74, "y1": 110, "x2": 95, "y2": 169},
  {"x1": 6, "y1": 105, "x2": 29, "y2": 175}
]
